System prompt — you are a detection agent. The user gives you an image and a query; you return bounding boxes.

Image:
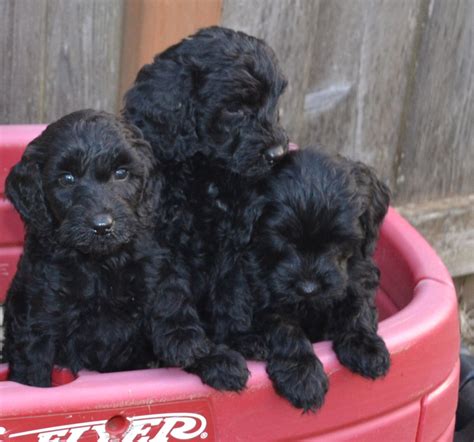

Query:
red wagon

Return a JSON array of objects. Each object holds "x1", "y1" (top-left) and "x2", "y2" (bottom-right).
[{"x1": 0, "y1": 126, "x2": 459, "y2": 441}]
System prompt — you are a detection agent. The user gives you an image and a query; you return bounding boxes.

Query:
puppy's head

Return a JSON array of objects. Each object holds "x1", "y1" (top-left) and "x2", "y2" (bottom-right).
[
  {"x1": 123, "y1": 26, "x2": 288, "y2": 178},
  {"x1": 255, "y1": 150, "x2": 389, "y2": 308},
  {"x1": 6, "y1": 110, "x2": 156, "y2": 255}
]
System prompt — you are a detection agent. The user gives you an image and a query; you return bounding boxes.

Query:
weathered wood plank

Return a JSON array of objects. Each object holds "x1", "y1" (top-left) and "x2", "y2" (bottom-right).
[
  {"x1": 43, "y1": 0, "x2": 124, "y2": 121},
  {"x1": 0, "y1": 0, "x2": 48, "y2": 123},
  {"x1": 393, "y1": 0, "x2": 474, "y2": 204},
  {"x1": 119, "y1": 0, "x2": 222, "y2": 101},
  {"x1": 0, "y1": 0, "x2": 123, "y2": 124},
  {"x1": 397, "y1": 194, "x2": 474, "y2": 277}
]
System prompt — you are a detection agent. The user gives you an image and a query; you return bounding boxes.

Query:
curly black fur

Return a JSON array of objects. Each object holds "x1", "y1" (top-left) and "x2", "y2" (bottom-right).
[
  {"x1": 4, "y1": 110, "x2": 158, "y2": 386},
  {"x1": 122, "y1": 27, "x2": 288, "y2": 353},
  {"x1": 236, "y1": 149, "x2": 391, "y2": 411},
  {"x1": 3, "y1": 110, "x2": 248, "y2": 391},
  {"x1": 123, "y1": 26, "x2": 288, "y2": 171}
]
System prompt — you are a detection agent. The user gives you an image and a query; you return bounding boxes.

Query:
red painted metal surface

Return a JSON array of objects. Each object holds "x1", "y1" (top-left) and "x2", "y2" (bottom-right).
[{"x1": 0, "y1": 125, "x2": 459, "y2": 441}]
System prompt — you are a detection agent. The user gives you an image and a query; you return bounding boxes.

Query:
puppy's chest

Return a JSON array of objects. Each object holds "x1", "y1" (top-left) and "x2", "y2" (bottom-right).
[
  {"x1": 200, "y1": 181, "x2": 253, "y2": 236},
  {"x1": 276, "y1": 300, "x2": 331, "y2": 339},
  {"x1": 297, "y1": 302, "x2": 334, "y2": 341},
  {"x1": 60, "y1": 263, "x2": 145, "y2": 325},
  {"x1": 170, "y1": 179, "x2": 238, "y2": 255}
]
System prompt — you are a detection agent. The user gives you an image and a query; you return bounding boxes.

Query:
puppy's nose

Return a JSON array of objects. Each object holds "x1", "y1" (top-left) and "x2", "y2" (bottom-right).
[
  {"x1": 264, "y1": 145, "x2": 287, "y2": 163},
  {"x1": 91, "y1": 214, "x2": 114, "y2": 235},
  {"x1": 299, "y1": 281, "x2": 319, "y2": 295}
]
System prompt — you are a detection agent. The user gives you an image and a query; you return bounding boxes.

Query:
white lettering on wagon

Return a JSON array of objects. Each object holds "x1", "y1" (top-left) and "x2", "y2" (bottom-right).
[{"x1": 7, "y1": 413, "x2": 208, "y2": 442}]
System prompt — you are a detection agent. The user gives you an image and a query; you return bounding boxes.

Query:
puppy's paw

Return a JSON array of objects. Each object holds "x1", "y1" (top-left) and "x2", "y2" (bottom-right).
[
  {"x1": 159, "y1": 328, "x2": 211, "y2": 368},
  {"x1": 187, "y1": 345, "x2": 250, "y2": 392},
  {"x1": 334, "y1": 332, "x2": 390, "y2": 379},
  {"x1": 267, "y1": 354, "x2": 328, "y2": 412},
  {"x1": 229, "y1": 333, "x2": 269, "y2": 361}
]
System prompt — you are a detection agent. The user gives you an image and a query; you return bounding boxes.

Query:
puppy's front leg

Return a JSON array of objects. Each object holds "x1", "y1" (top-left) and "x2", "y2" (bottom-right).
[
  {"x1": 5, "y1": 262, "x2": 58, "y2": 387},
  {"x1": 210, "y1": 258, "x2": 254, "y2": 343},
  {"x1": 148, "y1": 256, "x2": 249, "y2": 391},
  {"x1": 6, "y1": 299, "x2": 55, "y2": 387},
  {"x1": 263, "y1": 314, "x2": 328, "y2": 412},
  {"x1": 149, "y1": 277, "x2": 250, "y2": 391},
  {"x1": 331, "y1": 260, "x2": 390, "y2": 379},
  {"x1": 7, "y1": 336, "x2": 55, "y2": 387},
  {"x1": 149, "y1": 275, "x2": 211, "y2": 368}
]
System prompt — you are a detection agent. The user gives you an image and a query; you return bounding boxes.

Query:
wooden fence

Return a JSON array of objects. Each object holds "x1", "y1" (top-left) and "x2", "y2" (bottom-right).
[
  {"x1": 1, "y1": 0, "x2": 473, "y2": 277},
  {"x1": 0, "y1": 0, "x2": 124, "y2": 123}
]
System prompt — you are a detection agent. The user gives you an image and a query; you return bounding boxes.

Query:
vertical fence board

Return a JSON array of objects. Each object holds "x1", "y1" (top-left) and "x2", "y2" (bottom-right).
[
  {"x1": 43, "y1": 0, "x2": 124, "y2": 121},
  {"x1": 296, "y1": 0, "x2": 366, "y2": 160},
  {"x1": 394, "y1": 0, "x2": 474, "y2": 204},
  {"x1": 345, "y1": 0, "x2": 423, "y2": 185},
  {"x1": 119, "y1": 0, "x2": 222, "y2": 102},
  {"x1": 0, "y1": 0, "x2": 124, "y2": 124},
  {"x1": 0, "y1": 0, "x2": 47, "y2": 123}
]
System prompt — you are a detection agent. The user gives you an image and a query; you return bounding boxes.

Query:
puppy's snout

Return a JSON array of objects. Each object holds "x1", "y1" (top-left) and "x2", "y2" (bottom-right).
[
  {"x1": 264, "y1": 144, "x2": 287, "y2": 163},
  {"x1": 298, "y1": 280, "x2": 319, "y2": 295},
  {"x1": 91, "y1": 214, "x2": 114, "y2": 235}
]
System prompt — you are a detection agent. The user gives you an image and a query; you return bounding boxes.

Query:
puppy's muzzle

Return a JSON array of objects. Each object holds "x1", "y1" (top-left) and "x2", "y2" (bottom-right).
[{"x1": 91, "y1": 213, "x2": 114, "y2": 236}]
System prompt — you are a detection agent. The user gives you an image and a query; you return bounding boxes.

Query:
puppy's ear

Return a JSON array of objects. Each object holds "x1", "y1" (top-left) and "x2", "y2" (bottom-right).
[
  {"x1": 350, "y1": 161, "x2": 390, "y2": 256},
  {"x1": 120, "y1": 120, "x2": 161, "y2": 224},
  {"x1": 121, "y1": 119, "x2": 156, "y2": 168},
  {"x1": 122, "y1": 58, "x2": 201, "y2": 161},
  {"x1": 5, "y1": 142, "x2": 53, "y2": 231}
]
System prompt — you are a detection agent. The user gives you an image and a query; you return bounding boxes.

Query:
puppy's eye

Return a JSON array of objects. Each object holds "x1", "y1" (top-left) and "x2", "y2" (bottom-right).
[
  {"x1": 58, "y1": 173, "x2": 76, "y2": 186},
  {"x1": 113, "y1": 168, "x2": 129, "y2": 180}
]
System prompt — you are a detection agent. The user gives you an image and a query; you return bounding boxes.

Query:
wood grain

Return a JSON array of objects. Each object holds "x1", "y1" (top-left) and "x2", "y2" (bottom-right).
[
  {"x1": 397, "y1": 194, "x2": 474, "y2": 277},
  {"x1": 0, "y1": 0, "x2": 124, "y2": 124},
  {"x1": 42, "y1": 0, "x2": 124, "y2": 121},
  {"x1": 0, "y1": 0, "x2": 48, "y2": 123},
  {"x1": 394, "y1": 0, "x2": 474, "y2": 204},
  {"x1": 119, "y1": 0, "x2": 222, "y2": 102}
]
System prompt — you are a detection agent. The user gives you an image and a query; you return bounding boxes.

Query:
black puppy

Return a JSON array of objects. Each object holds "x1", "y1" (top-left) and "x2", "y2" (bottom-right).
[
  {"x1": 4, "y1": 110, "x2": 246, "y2": 390},
  {"x1": 123, "y1": 27, "x2": 288, "y2": 356},
  {"x1": 242, "y1": 149, "x2": 391, "y2": 411},
  {"x1": 4, "y1": 110, "x2": 157, "y2": 386}
]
